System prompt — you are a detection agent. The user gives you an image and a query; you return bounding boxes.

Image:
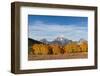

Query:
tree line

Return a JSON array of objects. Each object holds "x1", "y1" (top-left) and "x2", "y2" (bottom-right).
[{"x1": 28, "y1": 41, "x2": 88, "y2": 55}]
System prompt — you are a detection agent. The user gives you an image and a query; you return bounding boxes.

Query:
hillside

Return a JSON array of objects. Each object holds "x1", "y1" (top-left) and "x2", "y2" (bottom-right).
[{"x1": 28, "y1": 38, "x2": 43, "y2": 46}]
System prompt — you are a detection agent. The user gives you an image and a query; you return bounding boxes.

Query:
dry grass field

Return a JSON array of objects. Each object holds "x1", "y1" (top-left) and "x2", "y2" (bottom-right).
[{"x1": 28, "y1": 52, "x2": 87, "y2": 60}]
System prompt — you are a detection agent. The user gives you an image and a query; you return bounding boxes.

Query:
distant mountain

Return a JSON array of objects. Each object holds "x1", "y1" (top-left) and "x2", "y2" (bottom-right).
[
  {"x1": 51, "y1": 36, "x2": 72, "y2": 45},
  {"x1": 28, "y1": 38, "x2": 43, "y2": 46},
  {"x1": 39, "y1": 36, "x2": 72, "y2": 46},
  {"x1": 40, "y1": 38, "x2": 48, "y2": 44},
  {"x1": 78, "y1": 39, "x2": 88, "y2": 44}
]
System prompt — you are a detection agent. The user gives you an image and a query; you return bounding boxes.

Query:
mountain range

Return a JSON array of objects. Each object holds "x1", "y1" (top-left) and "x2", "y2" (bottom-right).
[
  {"x1": 40, "y1": 36, "x2": 72, "y2": 45},
  {"x1": 29, "y1": 36, "x2": 87, "y2": 46}
]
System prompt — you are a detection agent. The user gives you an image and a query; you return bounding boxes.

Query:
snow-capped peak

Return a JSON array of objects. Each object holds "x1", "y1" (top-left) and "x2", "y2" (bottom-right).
[{"x1": 55, "y1": 35, "x2": 65, "y2": 41}]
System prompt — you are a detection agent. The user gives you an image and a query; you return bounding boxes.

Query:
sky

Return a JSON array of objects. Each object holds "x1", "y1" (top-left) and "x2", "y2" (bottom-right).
[{"x1": 28, "y1": 15, "x2": 88, "y2": 41}]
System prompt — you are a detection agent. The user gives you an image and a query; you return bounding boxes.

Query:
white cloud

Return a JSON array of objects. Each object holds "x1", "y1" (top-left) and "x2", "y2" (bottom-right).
[{"x1": 28, "y1": 21, "x2": 88, "y2": 41}]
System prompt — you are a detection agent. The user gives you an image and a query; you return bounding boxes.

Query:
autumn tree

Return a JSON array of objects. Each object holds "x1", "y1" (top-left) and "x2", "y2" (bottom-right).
[
  {"x1": 49, "y1": 44, "x2": 62, "y2": 55},
  {"x1": 79, "y1": 41, "x2": 88, "y2": 52},
  {"x1": 48, "y1": 45, "x2": 53, "y2": 55},
  {"x1": 32, "y1": 44, "x2": 49, "y2": 55},
  {"x1": 59, "y1": 47, "x2": 65, "y2": 54},
  {"x1": 63, "y1": 42, "x2": 81, "y2": 53},
  {"x1": 28, "y1": 46, "x2": 34, "y2": 55}
]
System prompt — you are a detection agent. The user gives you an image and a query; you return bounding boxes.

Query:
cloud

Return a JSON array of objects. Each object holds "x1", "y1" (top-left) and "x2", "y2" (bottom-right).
[{"x1": 28, "y1": 21, "x2": 88, "y2": 41}]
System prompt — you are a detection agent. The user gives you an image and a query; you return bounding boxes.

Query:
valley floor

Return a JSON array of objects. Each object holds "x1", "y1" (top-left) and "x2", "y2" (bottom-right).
[{"x1": 28, "y1": 52, "x2": 87, "y2": 61}]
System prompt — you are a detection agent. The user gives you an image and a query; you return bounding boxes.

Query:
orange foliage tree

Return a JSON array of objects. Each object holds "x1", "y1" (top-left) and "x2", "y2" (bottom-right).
[
  {"x1": 48, "y1": 44, "x2": 62, "y2": 55},
  {"x1": 32, "y1": 44, "x2": 49, "y2": 55},
  {"x1": 79, "y1": 41, "x2": 88, "y2": 52},
  {"x1": 63, "y1": 42, "x2": 81, "y2": 53}
]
